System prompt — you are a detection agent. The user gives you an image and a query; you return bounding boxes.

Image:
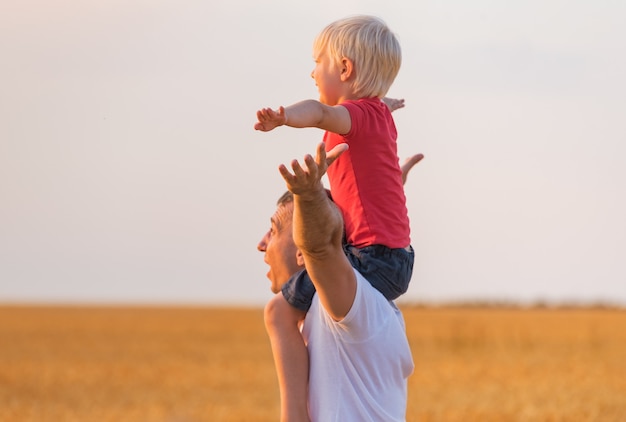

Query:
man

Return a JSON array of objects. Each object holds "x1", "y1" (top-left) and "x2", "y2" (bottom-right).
[{"x1": 258, "y1": 143, "x2": 421, "y2": 421}]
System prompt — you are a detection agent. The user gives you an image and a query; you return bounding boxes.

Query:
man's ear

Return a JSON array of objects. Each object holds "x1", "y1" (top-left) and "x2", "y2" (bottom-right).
[
  {"x1": 296, "y1": 250, "x2": 305, "y2": 267},
  {"x1": 340, "y1": 57, "x2": 354, "y2": 81}
]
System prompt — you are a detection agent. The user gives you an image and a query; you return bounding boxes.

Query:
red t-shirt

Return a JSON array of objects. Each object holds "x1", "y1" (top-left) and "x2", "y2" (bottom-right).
[{"x1": 324, "y1": 98, "x2": 410, "y2": 248}]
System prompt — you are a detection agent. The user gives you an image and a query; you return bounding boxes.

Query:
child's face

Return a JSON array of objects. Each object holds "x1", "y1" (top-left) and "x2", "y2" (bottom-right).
[{"x1": 311, "y1": 50, "x2": 344, "y2": 106}]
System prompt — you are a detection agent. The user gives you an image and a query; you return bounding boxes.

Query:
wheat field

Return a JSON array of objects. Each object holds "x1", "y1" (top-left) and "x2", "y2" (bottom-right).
[{"x1": 0, "y1": 305, "x2": 624, "y2": 421}]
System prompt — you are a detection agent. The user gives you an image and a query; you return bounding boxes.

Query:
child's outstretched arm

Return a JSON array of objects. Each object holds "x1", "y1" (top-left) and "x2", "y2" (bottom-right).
[
  {"x1": 382, "y1": 97, "x2": 405, "y2": 112},
  {"x1": 255, "y1": 106, "x2": 287, "y2": 132},
  {"x1": 255, "y1": 100, "x2": 351, "y2": 135}
]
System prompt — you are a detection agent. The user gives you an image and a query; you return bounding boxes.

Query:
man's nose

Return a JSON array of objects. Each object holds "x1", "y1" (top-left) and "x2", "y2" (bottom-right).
[{"x1": 257, "y1": 232, "x2": 269, "y2": 251}]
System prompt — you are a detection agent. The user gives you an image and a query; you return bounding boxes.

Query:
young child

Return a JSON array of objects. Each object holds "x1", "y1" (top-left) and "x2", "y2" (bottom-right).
[{"x1": 255, "y1": 15, "x2": 414, "y2": 421}]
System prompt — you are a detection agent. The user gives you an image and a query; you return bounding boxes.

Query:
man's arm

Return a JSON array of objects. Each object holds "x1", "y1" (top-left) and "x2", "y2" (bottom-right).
[
  {"x1": 255, "y1": 100, "x2": 351, "y2": 135},
  {"x1": 279, "y1": 143, "x2": 356, "y2": 320},
  {"x1": 401, "y1": 153, "x2": 424, "y2": 185}
]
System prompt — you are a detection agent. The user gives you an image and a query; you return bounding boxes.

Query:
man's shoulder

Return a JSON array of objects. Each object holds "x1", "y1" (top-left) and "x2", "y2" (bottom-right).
[{"x1": 338, "y1": 269, "x2": 400, "y2": 328}]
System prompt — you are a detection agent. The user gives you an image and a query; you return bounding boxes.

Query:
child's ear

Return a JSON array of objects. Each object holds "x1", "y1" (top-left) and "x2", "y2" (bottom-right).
[{"x1": 340, "y1": 57, "x2": 354, "y2": 81}]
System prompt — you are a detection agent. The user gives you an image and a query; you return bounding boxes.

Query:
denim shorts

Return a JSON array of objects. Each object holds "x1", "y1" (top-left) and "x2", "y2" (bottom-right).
[{"x1": 281, "y1": 244, "x2": 415, "y2": 312}]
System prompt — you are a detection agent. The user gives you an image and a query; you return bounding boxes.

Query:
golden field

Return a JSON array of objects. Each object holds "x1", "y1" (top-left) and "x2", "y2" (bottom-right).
[{"x1": 0, "y1": 305, "x2": 625, "y2": 421}]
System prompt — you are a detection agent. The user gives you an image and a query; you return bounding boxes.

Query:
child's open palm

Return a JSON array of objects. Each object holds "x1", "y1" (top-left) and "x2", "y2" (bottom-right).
[{"x1": 255, "y1": 106, "x2": 287, "y2": 131}]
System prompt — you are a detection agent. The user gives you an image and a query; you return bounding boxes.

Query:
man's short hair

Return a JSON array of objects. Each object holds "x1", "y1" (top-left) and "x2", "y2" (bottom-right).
[{"x1": 276, "y1": 189, "x2": 333, "y2": 207}]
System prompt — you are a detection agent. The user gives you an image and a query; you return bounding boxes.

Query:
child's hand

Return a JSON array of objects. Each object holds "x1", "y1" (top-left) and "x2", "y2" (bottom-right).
[
  {"x1": 254, "y1": 106, "x2": 287, "y2": 132},
  {"x1": 382, "y1": 97, "x2": 405, "y2": 112}
]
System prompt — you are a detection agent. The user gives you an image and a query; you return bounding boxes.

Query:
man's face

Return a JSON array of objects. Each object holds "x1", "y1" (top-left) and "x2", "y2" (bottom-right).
[{"x1": 257, "y1": 202, "x2": 303, "y2": 294}]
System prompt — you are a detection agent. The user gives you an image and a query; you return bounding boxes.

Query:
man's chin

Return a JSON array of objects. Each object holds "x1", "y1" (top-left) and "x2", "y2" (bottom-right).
[{"x1": 267, "y1": 272, "x2": 279, "y2": 294}]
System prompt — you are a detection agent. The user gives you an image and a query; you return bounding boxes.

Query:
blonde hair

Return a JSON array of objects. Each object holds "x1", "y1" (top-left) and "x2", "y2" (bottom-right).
[{"x1": 313, "y1": 15, "x2": 401, "y2": 99}]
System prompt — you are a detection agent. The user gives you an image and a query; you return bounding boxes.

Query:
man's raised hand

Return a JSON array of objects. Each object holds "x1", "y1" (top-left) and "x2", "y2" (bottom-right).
[{"x1": 279, "y1": 143, "x2": 348, "y2": 196}]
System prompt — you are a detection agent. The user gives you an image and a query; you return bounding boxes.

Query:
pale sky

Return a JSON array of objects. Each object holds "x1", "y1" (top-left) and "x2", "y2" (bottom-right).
[{"x1": 1, "y1": 0, "x2": 625, "y2": 306}]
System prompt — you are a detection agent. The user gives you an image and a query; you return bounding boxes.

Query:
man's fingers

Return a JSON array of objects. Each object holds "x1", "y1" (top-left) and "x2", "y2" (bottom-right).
[
  {"x1": 279, "y1": 144, "x2": 341, "y2": 193},
  {"x1": 401, "y1": 153, "x2": 424, "y2": 185},
  {"x1": 402, "y1": 153, "x2": 424, "y2": 169},
  {"x1": 325, "y1": 143, "x2": 348, "y2": 167},
  {"x1": 291, "y1": 158, "x2": 307, "y2": 178},
  {"x1": 278, "y1": 164, "x2": 294, "y2": 185},
  {"x1": 303, "y1": 154, "x2": 318, "y2": 177}
]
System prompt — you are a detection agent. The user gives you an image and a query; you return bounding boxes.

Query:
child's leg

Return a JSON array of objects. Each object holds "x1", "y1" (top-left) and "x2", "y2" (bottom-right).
[
  {"x1": 344, "y1": 244, "x2": 414, "y2": 300},
  {"x1": 264, "y1": 293, "x2": 309, "y2": 422}
]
